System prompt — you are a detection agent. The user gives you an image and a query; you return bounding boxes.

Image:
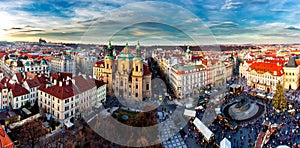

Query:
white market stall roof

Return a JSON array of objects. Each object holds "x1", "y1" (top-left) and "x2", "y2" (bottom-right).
[
  {"x1": 220, "y1": 138, "x2": 231, "y2": 148},
  {"x1": 193, "y1": 118, "x2": 213, "y2": 140},
  {"x1": 195, "y1": 106, "x2": 204, "y2": 110},
  {"x1": 95, "y1": 103, "x2": 103, "y2": 109},
  {"x1": 215, "y1": 108, "x2": 221, "y2": 114},
  {"x1": 276, "y1": 145, "x2": 290, "y2": 148},
  {"x1": 65, "y1": 122, "x2": 74, "y2": 128},
  {"x1": 184, "y1": 109, "x2": 196, "y2": 117}
]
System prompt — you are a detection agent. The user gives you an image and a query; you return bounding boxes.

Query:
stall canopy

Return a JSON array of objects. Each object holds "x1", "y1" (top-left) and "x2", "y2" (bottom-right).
[
  {"x1": 215, "y1": 108, "x2": 221, "y2": 114},
  {"x1": 184, "y1": 109, "x2": 196, "y2": 117},
  {"x1": 220, "y1": 138, "x2": 231, "y2": 148},
  {"x1": 65, "y1": 122, "x2": 74, "y2": 128},
  {"x1": 193, "y1": 118, "x2": 213, "y2": 140}
]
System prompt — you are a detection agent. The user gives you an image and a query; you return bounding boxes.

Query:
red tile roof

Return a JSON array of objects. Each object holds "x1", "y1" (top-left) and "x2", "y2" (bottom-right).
[
  {"x1": 73, "y1": 75, "x2": 95, "y2": 92},
  {"x1": 0, "y1": 126, "x2": 14, "y2": 148},
  {"x1": 25, "y1": 77, "x2": 41, "y2": 88},
  {"x1": 8, "y1": 83, "x2": 29, "y2": 97},
  {"x1": 51, "y1": 72, "x2": 72, "y2": 81},
  {"x1": 94, "y1": 61, "x2": 104, "y2": 67},
  {"x1": 14, "y1": 72, "x2": 36, "y2": 84},
  {"x1": 143, "y1": 64, "x2": 151, "y2": 76},
  {"x1": 248, "y1": 62, "x2": 284, "y2": 76},
  {"x1": 94, "y1": 80, "x2": 106, "y2": 88},
  {"x1": 39, "y1": 81, "x2": 79, "y2": 100}
]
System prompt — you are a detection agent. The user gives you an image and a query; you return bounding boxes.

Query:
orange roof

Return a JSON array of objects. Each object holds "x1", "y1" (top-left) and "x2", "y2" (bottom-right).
[
  {"x1": 296, "y1": 59, "x2": 300, "y2": 66},
  {"x1": 248, "y1": 62, "x2": 284, "y2": 76},
  {"x1": 0, "y1": 126, "x2": 14, "y2": 148}
]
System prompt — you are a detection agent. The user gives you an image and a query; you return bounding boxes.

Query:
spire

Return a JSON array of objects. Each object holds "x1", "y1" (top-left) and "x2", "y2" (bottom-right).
[
  {"x1": 124, "y1": 42, "x2": 129, "y2": 53},
  {"x1": 285, "y1": 56, "x2": 297, "y2": 67},
  {"x1": 136, "y1": 40, "x2": 140, "y2": 50},
  {"x1": 108, "y1": 40, "x2": 112, "y2": 50},
  {"x1": 186, "y1": 45, "x2": 191, "y2": 54},
  {"x1": 136, "y1": 40, "x2": 141, "y2": 58},
  {"x1": 106, "y1": 40, "x2": 113, "y2": 57}
]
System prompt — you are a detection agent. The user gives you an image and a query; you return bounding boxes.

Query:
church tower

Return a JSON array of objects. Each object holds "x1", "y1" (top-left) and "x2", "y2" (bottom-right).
[
  {"x1": 103, "y1": 40, "x2": 114, "y2": 93},
  {"x1": 132, "y1": 41, "x2": 144, "y2": 101},
  {"x1": 185, "y1": 45, "x2": 192, "y2": 62}
]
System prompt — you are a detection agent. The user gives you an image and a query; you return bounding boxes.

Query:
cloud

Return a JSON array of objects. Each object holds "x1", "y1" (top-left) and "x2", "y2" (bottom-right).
[
  {"x1": 221, "y1": 0, "x2": 243, "y2": 10},
  {"x1": 285, "y1": 26, "x2": 300, "y2": 31}
]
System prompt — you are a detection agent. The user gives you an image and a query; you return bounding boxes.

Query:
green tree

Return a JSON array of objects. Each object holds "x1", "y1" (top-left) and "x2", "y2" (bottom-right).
[{"x1": 272, "y1": 82, "x2": 287, "y2": 111}]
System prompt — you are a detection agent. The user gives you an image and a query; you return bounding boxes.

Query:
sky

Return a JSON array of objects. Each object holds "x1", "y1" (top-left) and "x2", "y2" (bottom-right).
[{"x1": 1, "y1": 0, "x2": 300, "y2": 45}]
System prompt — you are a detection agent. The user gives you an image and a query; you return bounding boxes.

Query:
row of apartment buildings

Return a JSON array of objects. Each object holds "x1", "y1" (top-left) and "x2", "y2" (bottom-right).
[
  {"x1": 152, "y1": 47, "x2": 234, "y2": 98},
  {"x1": 239, "y1": 56, "x2": 300, "y2": 93},
  {"x1": 0, "y1": 71, "x2": 106, "y2": 122}
]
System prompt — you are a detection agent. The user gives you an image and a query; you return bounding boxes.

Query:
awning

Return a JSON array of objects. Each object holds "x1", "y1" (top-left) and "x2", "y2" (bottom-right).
[
  {"x1": 65, "y1": 122, "x2": 74, "y2": 128},
  {"x1": 195, "y1": 106, "x2": 204, "y2": 110},
  {"x1": 95, "y1": 103, "x2": 103, "y2": 109},
  {"x1": 193, "y1": 118, "x2": 213, "y2": 140},
  {"x1": 215, "y1": 108, "x2": 221, "y2": 114},
  {"x1": 184, "y1": 109, "x2": 196, "y2": 117},
  {"x1": 220, "y1": 138, "x2": 231, "y2": 148}
]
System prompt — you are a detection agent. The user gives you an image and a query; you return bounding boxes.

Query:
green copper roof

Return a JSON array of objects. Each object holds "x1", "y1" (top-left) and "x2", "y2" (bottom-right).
[
  {"x1": 136, "y1": 41, "x2": 140, "y2": 50},
  {"x1": 108, "y1": 40, "x2": 112, "y2": 49},
  {"x1": 186, "y1": 45, "x2": 191, "y2": 54},
  {"x1": 117, "y1": 53, "x2": 135, "y2": 60}
]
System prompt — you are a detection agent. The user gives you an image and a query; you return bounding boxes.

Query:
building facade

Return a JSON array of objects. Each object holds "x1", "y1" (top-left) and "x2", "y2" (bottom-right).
[
  {"x1": 246, "y1": 62, "x2": 284, "y2": 93},
  {"x1": 51, "y1": 55, "x2": 76, "y2": 76},
  {"x1": 94, "y1": 41, "x2": 152, "y2": 101},
  {"x1": 283, "y1": 56, "x2": 300, "y2": 90}
]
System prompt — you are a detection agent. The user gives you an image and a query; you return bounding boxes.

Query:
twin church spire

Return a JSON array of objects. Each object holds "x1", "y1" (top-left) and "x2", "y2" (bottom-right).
[{"x1": 106, "y1": 40, "x2": 141, "y2": 58}]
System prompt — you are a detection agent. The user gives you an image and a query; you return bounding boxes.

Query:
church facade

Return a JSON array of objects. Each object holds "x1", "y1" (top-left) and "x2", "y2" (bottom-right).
[{"x1": 94, "y1": 41, "x2": 151, "y2": 101}]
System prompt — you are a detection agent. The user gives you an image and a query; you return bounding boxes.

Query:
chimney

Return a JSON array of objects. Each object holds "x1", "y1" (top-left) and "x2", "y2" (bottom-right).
[
  {"x1": 59, "y1": 81, "x2": 62, "y2": 87},
  {"x1": 54, "y1": 79, "x2": 57, "y2": 85},
  {"x1": 66, "y1": 80, "x2": 69, "y2": 86},
  {"x1": 22, "y1": 72, "x2": 26, "y2": 79},
  {"x1": 83, "y1": 74, "x2": 86, "y2": 79},
  {"x1": 46, "y1": 84, "x2": 49, "y2": 88},
  {"x1": 71, "y1": 79, "x2": 75, "y2": 84}
]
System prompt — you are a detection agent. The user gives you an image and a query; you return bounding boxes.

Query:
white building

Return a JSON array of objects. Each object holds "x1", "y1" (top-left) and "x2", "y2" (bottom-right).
[
  {"x1": 38, "y1": 73, "x2": 103, "y2": 123},
  {"x1": 0, "y1": 55, "x2": 50, "y2": 77},
  {"x1": 170, "y1": 64, "x2": 206, "y2": 98},
  {"x1": 51, "y1": 55, "x2": 76, "y2": 76}
]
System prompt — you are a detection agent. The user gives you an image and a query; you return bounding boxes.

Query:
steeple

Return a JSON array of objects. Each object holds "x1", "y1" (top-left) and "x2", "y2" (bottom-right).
[
  {"x1": 186, "y1": 45, "x2": 191, "y2": 54},
  {"x1": 124, "y1": 42, "x2": 129, "y2": 53},
  {"x1": 106, "y1": 40, "x2": 113, "y2": 56},
  {"x1": 136, "y1": 40, "x2": 141, "y2": 58}
]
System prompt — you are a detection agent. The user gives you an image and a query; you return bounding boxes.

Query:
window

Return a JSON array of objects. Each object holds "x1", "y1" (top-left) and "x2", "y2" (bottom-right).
[
  {"x1": 58, "y1": 100, "x2": 60, "y2": 103},
  {"x1": 65, "y1": 113, "x2": 69, "y2": 119},
  {"x1": 136, "y1": 85, "x2": 138, "y2": 89},
  {"x1": 65, "y1": 99, "x2": 69, "y2": 104},
  {"x1": 146, "y1": 84, "x2": 150, "y2": 90},
  {"x1": 65, "y1": 106, "x2": 69, "y2": 111},
  {"x1": 136, "y1": 66, "x2": 138, "y2": 71},
  {"x1": 136, "y1": 93, "x2": 138, "y2": 97}
]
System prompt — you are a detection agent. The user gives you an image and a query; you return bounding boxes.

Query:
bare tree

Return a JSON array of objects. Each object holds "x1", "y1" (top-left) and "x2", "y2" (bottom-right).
[{"x1": 19, "y1": 119, "x2": 48, "y2": 148}]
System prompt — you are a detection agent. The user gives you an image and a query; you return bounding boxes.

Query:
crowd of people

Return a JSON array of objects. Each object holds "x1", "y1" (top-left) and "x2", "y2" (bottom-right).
[{"x1": 181, "y1": 83, "x2": 300, "y2": 148}]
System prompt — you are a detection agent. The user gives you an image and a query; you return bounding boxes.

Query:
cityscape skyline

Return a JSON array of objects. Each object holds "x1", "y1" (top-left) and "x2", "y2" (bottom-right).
[{"x1": 1, "y1": 0, "x2": 300, "y2": 45}]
